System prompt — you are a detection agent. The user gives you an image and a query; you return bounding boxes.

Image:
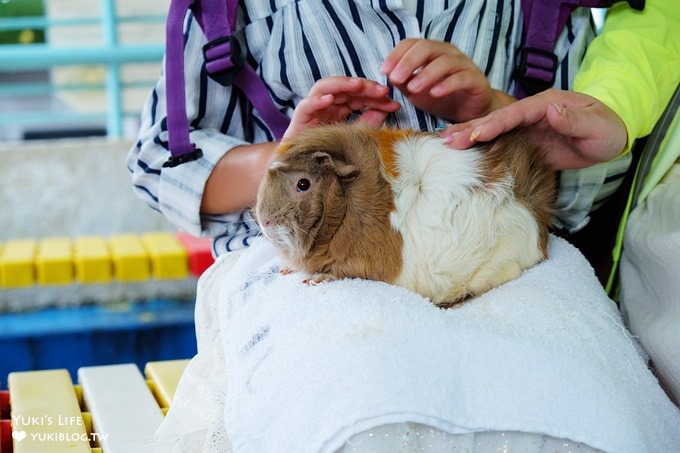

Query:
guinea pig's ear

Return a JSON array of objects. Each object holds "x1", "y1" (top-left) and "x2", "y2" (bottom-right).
[
  {"x1": 311, "y1": 151, "x2": 359, "y2": 183},
  {"x1": 269, "y1": 159, "x2": 287, "y2": 170},
  {"x1": 335, "y1": 163, "x2": 359, "y2": 184},
  {"x1": 311, "y1": 151, "x2": 335, "y2": 171}
]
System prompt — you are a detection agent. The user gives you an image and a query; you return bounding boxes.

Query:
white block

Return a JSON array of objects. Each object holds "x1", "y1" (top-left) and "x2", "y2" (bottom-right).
[{"x1": 78, "y1": 363, "x2": 164, "y2": 452}]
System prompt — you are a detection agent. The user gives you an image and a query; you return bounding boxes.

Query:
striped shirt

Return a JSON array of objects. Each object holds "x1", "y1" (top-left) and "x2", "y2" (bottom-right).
[{"x1": 128, "y1": 0, "x2": 597, "y2": 255}]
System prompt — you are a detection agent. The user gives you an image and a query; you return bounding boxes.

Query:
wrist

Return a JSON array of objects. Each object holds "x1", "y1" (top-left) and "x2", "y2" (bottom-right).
[
  {"x1": 201, "y1": 141, "x2": 279, "y2": 214},
  {"x1": 259, "y1": 140, "x2": 280, "y2": 168}
]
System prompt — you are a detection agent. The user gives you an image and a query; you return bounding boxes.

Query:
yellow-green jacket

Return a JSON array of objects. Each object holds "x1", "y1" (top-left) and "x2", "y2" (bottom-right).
[{"x1": 575, "y1": 0, "x2": 680, "y2": 155}]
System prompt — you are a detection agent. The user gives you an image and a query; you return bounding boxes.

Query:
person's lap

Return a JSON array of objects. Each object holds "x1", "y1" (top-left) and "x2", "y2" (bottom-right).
[{"x1": 154, "y1": 235, "x2": 680, "y2": 453}]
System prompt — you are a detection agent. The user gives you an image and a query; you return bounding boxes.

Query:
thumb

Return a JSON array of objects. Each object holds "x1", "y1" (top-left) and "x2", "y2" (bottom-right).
[
  {"x1": 546, "y1": 102, "x2": 602, "y2": 140},
  {"x1": 546, "y1": 100, "x2": 627, "y2": 164}
]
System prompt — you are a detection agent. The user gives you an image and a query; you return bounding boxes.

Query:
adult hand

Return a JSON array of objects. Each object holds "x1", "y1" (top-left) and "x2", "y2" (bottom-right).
[
  {"x1": 283, "y1": 77, "x2": 401, "y2": 139},
  {"x1": 440, "y1": 89, "x2": 628, "y2": 169},
  {"x1": 381, "y1": 38, "x2": 514, "y2": 122}
]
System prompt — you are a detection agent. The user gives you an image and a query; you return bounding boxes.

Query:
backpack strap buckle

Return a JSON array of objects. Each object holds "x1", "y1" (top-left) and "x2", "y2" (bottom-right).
[
  {"x1": 163, "y1": 147, "x2": 204, "y2": 168},
  {"x1": 202, "y1": 35, "x2": 243, "y2": 86},
  {"x1": 515, "y1": 46, "x2": 558, "y2": 94}
]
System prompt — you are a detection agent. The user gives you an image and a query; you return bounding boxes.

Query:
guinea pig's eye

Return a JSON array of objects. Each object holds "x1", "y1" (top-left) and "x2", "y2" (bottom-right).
[{"x1": 296, "y1": 178, "x2": 311, "y2": 192}]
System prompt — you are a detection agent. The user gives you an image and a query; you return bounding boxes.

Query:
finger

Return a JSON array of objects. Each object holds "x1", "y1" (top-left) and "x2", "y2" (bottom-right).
[
  {"x1": 442, "y1": 93, "x2": 558, "y2": 148},
  {"x1": 308, "y1": 76, "x2": 389, "y2": 98},
  {"x1": 441, "y1": 115, "x2": 518, "y2": 149},
  {"x1": 308, "y1": 93, "x2": 335, "y2": 110},
  {"x1": 293, "y1": 94, "x2": 335, "y2": 121},
  {"x1": 546, "y1": 101, "x2": 605, "y2": 139},
  {"x1": 330, "y1": 89, "x2": 394, "y2": 107},
  {"x1": 428, "y1": 62, "x2": 488, "y2": 98},
  {"x1": 405, "y1": 54, "x2": 474, "y2": 95},
  {"x1": 441, "y1": 127, "x2": 483, "y2": 149},
  {"x1": 381, "y1": 39, "x2": 419, "y2": 76},
  {"x1": 386, "y1": 40, "x2": 452, "y2": 85},
  {"x1": 325, "y1": 87, "x2": 394, "y2": 111},
  {"x1": 355, "y1": 109, "x2": 390, "y2": 128},
  {"x1": 356, "y1": 80, "x2": 391, "y2": 99},
  {"x1": 344, "y1": 96, "x2": 401, "y2": 113},
  {"x1": 307, "y1": 77, "x2": 359, "y2": 96},
  {"x1": 546, "y1": 101, "x2": 627, "y2": 162},
  {"x1": 284, "y1": 94, "x2": 337, "y2": 139}
]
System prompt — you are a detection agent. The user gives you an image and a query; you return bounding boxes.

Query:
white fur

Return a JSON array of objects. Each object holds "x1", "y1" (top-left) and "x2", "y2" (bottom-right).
[{"x1": 389, "y1": 135, "x2": 543, "y2": 304}]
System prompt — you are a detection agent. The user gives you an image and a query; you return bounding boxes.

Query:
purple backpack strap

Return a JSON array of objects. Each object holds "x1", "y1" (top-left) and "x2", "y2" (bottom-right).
[
  {"x1": 164, "y1": 0, "x2": 290, "y2": 168},
  {"x1": 165, "y1": 0, "x2": 200, "y2": 167},
  {"x1": 514, "y1": 0, "x2": 644, "y2": 99}
]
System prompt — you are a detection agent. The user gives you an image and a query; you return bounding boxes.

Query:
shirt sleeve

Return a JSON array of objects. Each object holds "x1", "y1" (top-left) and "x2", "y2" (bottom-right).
[
  {"x1": 574, "y1": 0, "x2": 680, "y2": 155},
  {"x1": 126, "y1": 14, "x2": 254, "y2": 237}
]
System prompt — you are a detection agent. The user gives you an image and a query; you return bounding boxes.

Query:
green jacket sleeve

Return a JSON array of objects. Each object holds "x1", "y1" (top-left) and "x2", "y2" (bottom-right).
[{"x1": 574, "y1": 0, "x2": 680, "y2": 155}]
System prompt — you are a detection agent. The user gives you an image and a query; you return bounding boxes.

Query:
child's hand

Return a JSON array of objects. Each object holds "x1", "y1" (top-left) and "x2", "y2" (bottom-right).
[
  {"x1": 440, "y1": 89, "x2": 628, "y2": 170},
  {"x1": 283, "y1": 77, "x2": 401, "y2": 139},
  {"x1": 381, "y1": 39, "x2": 514, "y2": 122}
]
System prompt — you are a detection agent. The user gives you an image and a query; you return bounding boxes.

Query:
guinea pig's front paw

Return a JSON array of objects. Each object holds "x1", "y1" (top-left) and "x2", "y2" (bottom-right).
[
  {"x1": 280, "y1": 267, "x2": 296, "y2": 275},
  {"x1": 302, "y1": 273, "x2": 337, "y2": 286}
]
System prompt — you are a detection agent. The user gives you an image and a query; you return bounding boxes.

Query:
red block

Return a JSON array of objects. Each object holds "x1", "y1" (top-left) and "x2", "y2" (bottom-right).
[
  {"x1": 0, "y1": 390, "x2": 8, "y2": 420},
  {"x1": 0, "y1": 390, "x2": 9, "y2": 453},
  {"x1": 0, "y1": 419, "x2": 11, "y2": 453},
  {"x1": 175, "y1": 232, "x2": 215, "y2": 277}
]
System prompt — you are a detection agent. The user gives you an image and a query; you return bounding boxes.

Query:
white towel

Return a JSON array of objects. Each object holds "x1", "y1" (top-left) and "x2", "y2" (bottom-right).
[
  {"x1": 211, "y1": 235, "x2": 680, "y2": 453},
  {"x1": 153, "y1": 235, "x2": 680, "y2": 453}
]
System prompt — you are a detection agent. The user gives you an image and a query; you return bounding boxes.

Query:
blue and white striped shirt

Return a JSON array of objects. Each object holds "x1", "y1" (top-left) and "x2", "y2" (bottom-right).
[{"x1": 128, "y1": 0, "x2": 597, "y2": 255}]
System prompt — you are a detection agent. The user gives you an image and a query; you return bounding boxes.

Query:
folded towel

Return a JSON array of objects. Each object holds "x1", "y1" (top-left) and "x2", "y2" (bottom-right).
[
  {"x1": 211, "y1": 235, "x2": 680, "y2": 453},
  {"x1": 153, "y1": 235, "x2": 680, "y2": 453}
]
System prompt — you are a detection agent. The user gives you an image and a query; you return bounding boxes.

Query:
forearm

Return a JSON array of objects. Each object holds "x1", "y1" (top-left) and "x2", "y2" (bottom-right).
[
  {"x1": 201, "y1": 141, "x2": 279, "y2": 214},
  {"x1": 130, "y1": 11, "x2": 282, "y2": 232}
]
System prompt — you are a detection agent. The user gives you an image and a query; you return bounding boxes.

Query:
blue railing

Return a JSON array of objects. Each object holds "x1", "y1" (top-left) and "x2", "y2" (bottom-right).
[
  {"x1": 0, "y1": 3, "x2": 608, "y2": 142},
  {"x1": 0, "y1": 0, "x2": 166, "y2": 139}
]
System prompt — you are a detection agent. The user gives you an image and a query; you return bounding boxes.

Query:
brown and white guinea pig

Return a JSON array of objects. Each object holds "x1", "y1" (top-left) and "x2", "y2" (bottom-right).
[{"x1": 254, "y1": 123, "x2": 555, "y2": 307}]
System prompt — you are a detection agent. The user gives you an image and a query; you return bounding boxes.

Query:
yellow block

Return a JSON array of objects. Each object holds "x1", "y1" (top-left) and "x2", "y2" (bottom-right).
[
  {"x1": 109, "y1": 234, "x2": 150, "y2": 282},
  {"x1": 36, "y1": 238, "x2": 73, "y2": 285},
  {"x1": 142, "y1": 232, "x2": 188, "y2": 279},
  {"x1": 0, "y1": 239, "x2": 37, "y2": 288},
  {"x1": 73, "y1": 236, "x2": 112, "y2": 284},
  {"x1": 80, "y1": 412, "x2": 93, "y2": 437},
  {"x1": 8, "y1": 369, "x2": 91, "y2": 453},
  {"x1": 144, "y1": 359, "x2": 190, "y2": 409}
]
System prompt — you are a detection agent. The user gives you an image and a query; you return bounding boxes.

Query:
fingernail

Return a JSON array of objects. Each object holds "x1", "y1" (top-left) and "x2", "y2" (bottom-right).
[
  {"x1": 442, "y1": 132, "x2": 458, "y2": 144},
  {"x1": 469, "y1": 127, "x2": 481, "y2": 143},
  {"x1": 552, "y1": 103, "x2": 566, "y2": 115},
  {"x1": 389, "y1": 68, "x2": 407, "y2": 84},
  {"x1": 407, "y1": 79, "x2": 422, "y2": 92}
]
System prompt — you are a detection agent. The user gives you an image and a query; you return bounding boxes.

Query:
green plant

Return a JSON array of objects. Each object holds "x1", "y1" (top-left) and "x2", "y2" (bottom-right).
[{"x1": 0, "y1": 0, "x2": 46, "y2": 45}]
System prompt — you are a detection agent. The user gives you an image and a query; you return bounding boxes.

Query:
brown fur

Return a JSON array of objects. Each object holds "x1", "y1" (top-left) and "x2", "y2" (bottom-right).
[
  {"x1": 256, "y1": 125, "x2": 404, "y2": 284},
  {"x1": 367, "y1": 127, "x2": 413, "y2": 179},
  {"x1": 478, "y1": 130, "x2": 556, "y2": 258},
  {"x1": 256, "y1": 124, "x2": 556, "y2": 299}
]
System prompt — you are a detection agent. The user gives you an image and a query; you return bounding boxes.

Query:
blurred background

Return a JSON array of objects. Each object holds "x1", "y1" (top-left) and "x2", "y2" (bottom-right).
[{"x1": 0, "y1": 0, "x2": 199, "y2": 382}]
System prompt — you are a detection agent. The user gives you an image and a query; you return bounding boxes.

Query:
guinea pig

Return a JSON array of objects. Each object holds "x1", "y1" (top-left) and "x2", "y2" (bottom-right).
[{"x1": 255, "y1": 123, "x2": 555, "y2": 307}]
